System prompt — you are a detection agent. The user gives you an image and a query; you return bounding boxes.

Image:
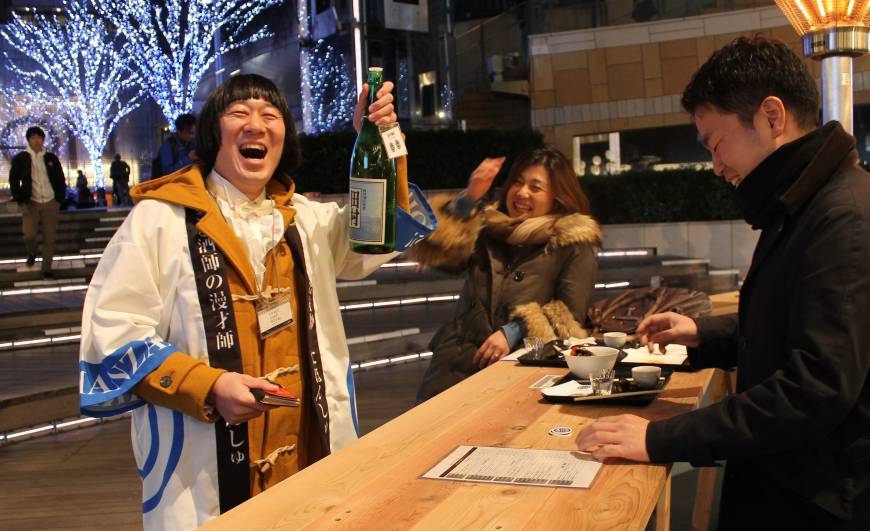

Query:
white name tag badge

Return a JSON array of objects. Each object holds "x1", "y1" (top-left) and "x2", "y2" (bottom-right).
[
  {"x1": 379, "y1": 123, "x2": 408, "y2": 160},
  {"x1": 256, "y1": 293, "x2": 293, "y2": 339}
]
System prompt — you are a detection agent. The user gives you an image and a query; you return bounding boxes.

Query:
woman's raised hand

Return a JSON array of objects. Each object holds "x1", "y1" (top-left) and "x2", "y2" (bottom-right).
[{"x1": 464, "y1": 157, "x2": 506, "y2": 201}]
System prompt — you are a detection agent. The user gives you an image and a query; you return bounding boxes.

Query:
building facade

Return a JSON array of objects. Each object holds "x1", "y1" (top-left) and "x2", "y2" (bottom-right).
[{"x1": 528, "y1": 5, "x2": 870, "y2": 172}]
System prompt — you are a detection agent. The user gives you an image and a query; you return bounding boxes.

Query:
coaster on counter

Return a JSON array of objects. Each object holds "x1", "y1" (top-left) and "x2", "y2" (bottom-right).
[{"x1": 548, "y1": 426, "x2": 573, "y2": 437}]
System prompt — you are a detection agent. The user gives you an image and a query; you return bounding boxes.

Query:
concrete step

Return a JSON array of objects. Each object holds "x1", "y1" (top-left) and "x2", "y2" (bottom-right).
[
  {"x1": 0, "y1": 266, "x2": 95, "y2": 287},
  {"x1": 0, "y1": 386, "x2": 79, "y2": 433},
  {"x1": 0, "y1": 209, "x2": 129, "y2": 258},
  {"x1": 0, "y1": 251, "x2": 720, "y2": 338},
  {"x1": 349, "y1": 330, "x2": 437, "y2": 365}
]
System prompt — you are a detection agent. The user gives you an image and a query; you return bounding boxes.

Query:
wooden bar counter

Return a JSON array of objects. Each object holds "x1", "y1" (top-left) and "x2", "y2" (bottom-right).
[{"x1": 204, "y1": 361, "x2": 720, "y2": 530}]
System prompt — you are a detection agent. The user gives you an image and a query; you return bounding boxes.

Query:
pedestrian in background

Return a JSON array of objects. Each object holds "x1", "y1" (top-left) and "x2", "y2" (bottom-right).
[
  {"x1": 109, "y1": 154, "x2": 131, "y2": 206},
  {"x1": 153, "y1": 113, "x2": 197, "y2": 179},
  {"x1": 9, "y1": 126, "x2": 66, "y2": 278}
]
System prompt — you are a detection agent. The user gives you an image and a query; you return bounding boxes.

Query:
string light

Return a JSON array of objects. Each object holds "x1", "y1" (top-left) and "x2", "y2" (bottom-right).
[
  {"x1": 0, "y1": 89, "x2": 70, "y2": 162},
  {"x1": 398, "y1": 61, "x2": 410, "y2": 111},
  {"x1": 440, "y1": 83, "x2": 455, "y2": 119},
  {"x1": 296, "y1": 4, "x2": 355, "y2": 133},
  {"x1": 297, "y1": 0, "x2": 313, "y2": 131},
  {"x1": 0, "y1": 1, "x2": 144, "y2": 188},
  {"x1": 95, "y1": 0, "x2": 281, "y2": 126},
  {"x1": 304, "y1": 39, "x2": 356, "y2": 133}
]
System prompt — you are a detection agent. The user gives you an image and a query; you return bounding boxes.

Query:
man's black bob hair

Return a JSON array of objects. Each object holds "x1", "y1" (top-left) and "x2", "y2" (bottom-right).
[
  {"x1": 681, "y1": 36, "x2": 819, "y2": 131},
  {"x1": 195, "y1": 74, "x2": 300, "y2": 179}
]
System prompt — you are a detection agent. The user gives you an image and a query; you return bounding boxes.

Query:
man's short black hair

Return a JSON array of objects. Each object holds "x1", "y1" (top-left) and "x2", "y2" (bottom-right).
[
  {"x1": 681, "y1": 36, "x2": 819, "y2": 130},
  {"x1": 195, "y1": 74, "x2": 300, "y2": 178},
  {"x1": 174, "y1": 113, "x2": 196, "y2": 133},
  {"x1": 26, "y1": 126, "x2": 45, "y2": 140}
]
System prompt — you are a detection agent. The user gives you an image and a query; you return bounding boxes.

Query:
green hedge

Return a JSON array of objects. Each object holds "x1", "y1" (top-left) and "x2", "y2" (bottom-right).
[
  {"x1": 294, "y1": 129, "x2": 743, "y2": 224},
  {"x1": 582, "y1": 169, "x2": 743, "y2": 224},
  {"x1": 295, "y1": 128, "x2": 544, "y2": 194}
]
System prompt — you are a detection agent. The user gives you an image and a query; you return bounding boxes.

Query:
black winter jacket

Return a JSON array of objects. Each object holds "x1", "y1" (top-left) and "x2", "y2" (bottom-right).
[
  {"x1": 412, "y1": 196, "x2": 601, "y2": 401},
  {"x1": 647, "y1": 122, "x2": 870, "y2": 521},
  {"x1": 9, "y1": 150, "x2": 66, "y2": 203}
]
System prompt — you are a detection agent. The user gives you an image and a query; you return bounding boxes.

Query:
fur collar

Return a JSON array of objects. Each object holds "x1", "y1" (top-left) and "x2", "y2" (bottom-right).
[{"x1": 482, "y1": 206, "x2": 601, "y2": 249}]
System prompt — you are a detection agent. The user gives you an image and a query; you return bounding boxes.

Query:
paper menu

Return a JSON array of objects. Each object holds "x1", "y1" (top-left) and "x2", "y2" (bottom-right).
[
  {"x1": 422, "y1": 446, "x2": 602, "y2": 489},
  {"x1": 620, "y1": 344, "x2": 688, "y2": 365}
]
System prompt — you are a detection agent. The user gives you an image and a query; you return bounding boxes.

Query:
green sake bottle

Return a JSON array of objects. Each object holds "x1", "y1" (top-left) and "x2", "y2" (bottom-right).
[{"x1": 348, "y1": 67, "x2": 397, "y2": 254}]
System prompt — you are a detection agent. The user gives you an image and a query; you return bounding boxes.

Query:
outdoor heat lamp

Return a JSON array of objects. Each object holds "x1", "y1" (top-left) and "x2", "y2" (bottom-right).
[{"x1": 775, "y1": 0, "x2": 870, "y2": 133}]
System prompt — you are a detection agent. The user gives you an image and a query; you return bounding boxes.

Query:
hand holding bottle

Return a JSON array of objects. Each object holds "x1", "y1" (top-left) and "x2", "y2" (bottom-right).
[
  {"x1": 349, "y1": 68, "x2": 398, "y2": 254},
  {"x1": 464, "y1": 157, "x2": 506, "y2": 201},
  {"x1": 353, "y1": 82, "x2": 396, "y2": 132}
]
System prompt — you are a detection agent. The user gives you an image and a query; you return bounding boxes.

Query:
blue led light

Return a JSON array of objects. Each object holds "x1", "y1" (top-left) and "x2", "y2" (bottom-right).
[
  {"x1": 95, "y1": 0, "x2": 281, "y2": 125},
  {"x1": 1, "y1": 1, "x2": 144, "y2": 188}
]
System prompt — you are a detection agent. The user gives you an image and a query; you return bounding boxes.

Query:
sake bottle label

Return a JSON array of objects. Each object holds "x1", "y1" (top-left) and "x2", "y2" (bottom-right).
[
  {"x1": 349, "y1": 177, "x2": 387, "y2": 245},
  {"x1": 379, "y1": 123, "x2": 407, "y2": 159}
]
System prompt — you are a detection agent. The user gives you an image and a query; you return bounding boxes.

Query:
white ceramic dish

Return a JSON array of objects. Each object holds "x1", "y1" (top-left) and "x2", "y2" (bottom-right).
[
  {"x1": 603, "y1": 331, "x2": 627, "y2": 348},
  {"x1": 564, "y1": 346, "x2": 619, "y2": 379},
  {"x1": 631, "y1": 365, "x2": 662, "y2": 388}
]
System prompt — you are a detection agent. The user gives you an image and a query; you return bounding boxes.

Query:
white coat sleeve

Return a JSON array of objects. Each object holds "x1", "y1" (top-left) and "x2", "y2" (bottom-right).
[
  {"x1": 79, "y1": 201, "x2": 186, "y2": 417},
  {"x1": 312, "y1": 199, "x2": 399, "y2": 280}
]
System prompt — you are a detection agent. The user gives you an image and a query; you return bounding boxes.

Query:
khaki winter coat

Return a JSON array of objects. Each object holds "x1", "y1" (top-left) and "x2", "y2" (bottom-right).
[{"x1": 413, "y1": 195, "x2": 601, "y2": 401}]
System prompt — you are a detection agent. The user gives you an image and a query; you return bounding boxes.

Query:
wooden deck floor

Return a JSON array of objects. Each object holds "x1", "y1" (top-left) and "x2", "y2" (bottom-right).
[
  {"x1": 0, "y1": 345, "x2": 79, "y2": 402},
  {"x1": 0, "y1": 359, "x2": 431, "y2": 530},
  {"x1": 0, "y1": 419, "x2": 141, "y2": 530}
]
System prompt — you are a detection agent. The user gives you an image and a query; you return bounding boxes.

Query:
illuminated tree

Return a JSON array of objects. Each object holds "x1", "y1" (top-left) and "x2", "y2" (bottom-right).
[
  {"x1": 1, "y1": 1, "x2": 144, "y2": 187},
  {"x1": 0, "y1": 87, "x2": 70, "y2": 162},
  {"x1": 95, "y1": 0, "x2": 281, "y2": 125},
  {"x1": 296, "y1": 1, "x2": 356, "y2": 134},
  {"x1": 303, "y1": 39, "x2": 356, "y2": 133}
]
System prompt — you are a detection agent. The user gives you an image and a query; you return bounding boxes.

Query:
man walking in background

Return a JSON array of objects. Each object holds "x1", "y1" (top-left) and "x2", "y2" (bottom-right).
[
  {"x1": 9, "y1": 126, "x2": 66, "y2": 278},
  {"x1": 109, "y1": 154, "x2": 131, "y2": 206}
]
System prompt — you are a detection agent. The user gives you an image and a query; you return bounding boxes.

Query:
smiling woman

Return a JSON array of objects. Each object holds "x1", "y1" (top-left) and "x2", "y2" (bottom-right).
[
  {"x1": 411, "y1": 147, "x2": 602, "y2": 402},
  {"x1": 503, "y1": 165, "x2": 554, "y2": 218}
]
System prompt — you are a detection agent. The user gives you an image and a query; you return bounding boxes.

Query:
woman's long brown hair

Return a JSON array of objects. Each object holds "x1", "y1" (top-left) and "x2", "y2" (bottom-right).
[{"x1": 497, "y1": 147, "x2": 590, "y2": 215}]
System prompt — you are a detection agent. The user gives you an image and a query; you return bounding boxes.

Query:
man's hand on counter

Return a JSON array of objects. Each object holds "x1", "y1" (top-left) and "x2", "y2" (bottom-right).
[{"x1": 575, "y1": 414, "x2": 651, "y2": 462}]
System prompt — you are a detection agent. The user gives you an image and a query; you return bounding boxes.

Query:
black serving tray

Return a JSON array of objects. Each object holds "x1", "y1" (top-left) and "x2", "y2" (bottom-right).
[
  {"x1": 540, "y1": 366, "x2": 673, "y2": 406},
  {"x1": 516, "y1": 339, "x2": 573, "y2": 367},
  {"x1": 518, "y1": 339, "x2": 694, "y2": 372}
]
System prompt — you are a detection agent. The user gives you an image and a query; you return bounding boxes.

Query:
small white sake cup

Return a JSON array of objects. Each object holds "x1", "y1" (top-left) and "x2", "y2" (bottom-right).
[
  {"x1": 632, "y1": 365, "x2": 662, "y2": 389},
  {"x1": 603, "y1": 332, "x2": 627, "y2": 348}
]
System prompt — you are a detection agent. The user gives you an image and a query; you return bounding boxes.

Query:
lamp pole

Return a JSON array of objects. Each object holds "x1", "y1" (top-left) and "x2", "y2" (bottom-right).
[
  {"x1": 804, "y1": 27, "x2": 868, "y2": 133},
  {"x1": 775, "y1": 1, "x2": 870, "y2": 134}
]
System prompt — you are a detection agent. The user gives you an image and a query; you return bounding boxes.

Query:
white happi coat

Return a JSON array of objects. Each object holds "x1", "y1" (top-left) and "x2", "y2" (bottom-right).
[{"x1": 79, "y1": 189, "x2": 400, "y2": 529}]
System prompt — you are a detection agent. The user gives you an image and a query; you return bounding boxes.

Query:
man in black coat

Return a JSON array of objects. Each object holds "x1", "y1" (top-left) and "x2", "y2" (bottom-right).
[
  {"x1": 576, "y1": 37, "x2": 870, "y2": 530},
  {"x1": 109, "y1": 154, "x2": 131, "y2": 206},
  {"x1": 9, "y1": 126, "x2": 66, "y2": 277}
]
